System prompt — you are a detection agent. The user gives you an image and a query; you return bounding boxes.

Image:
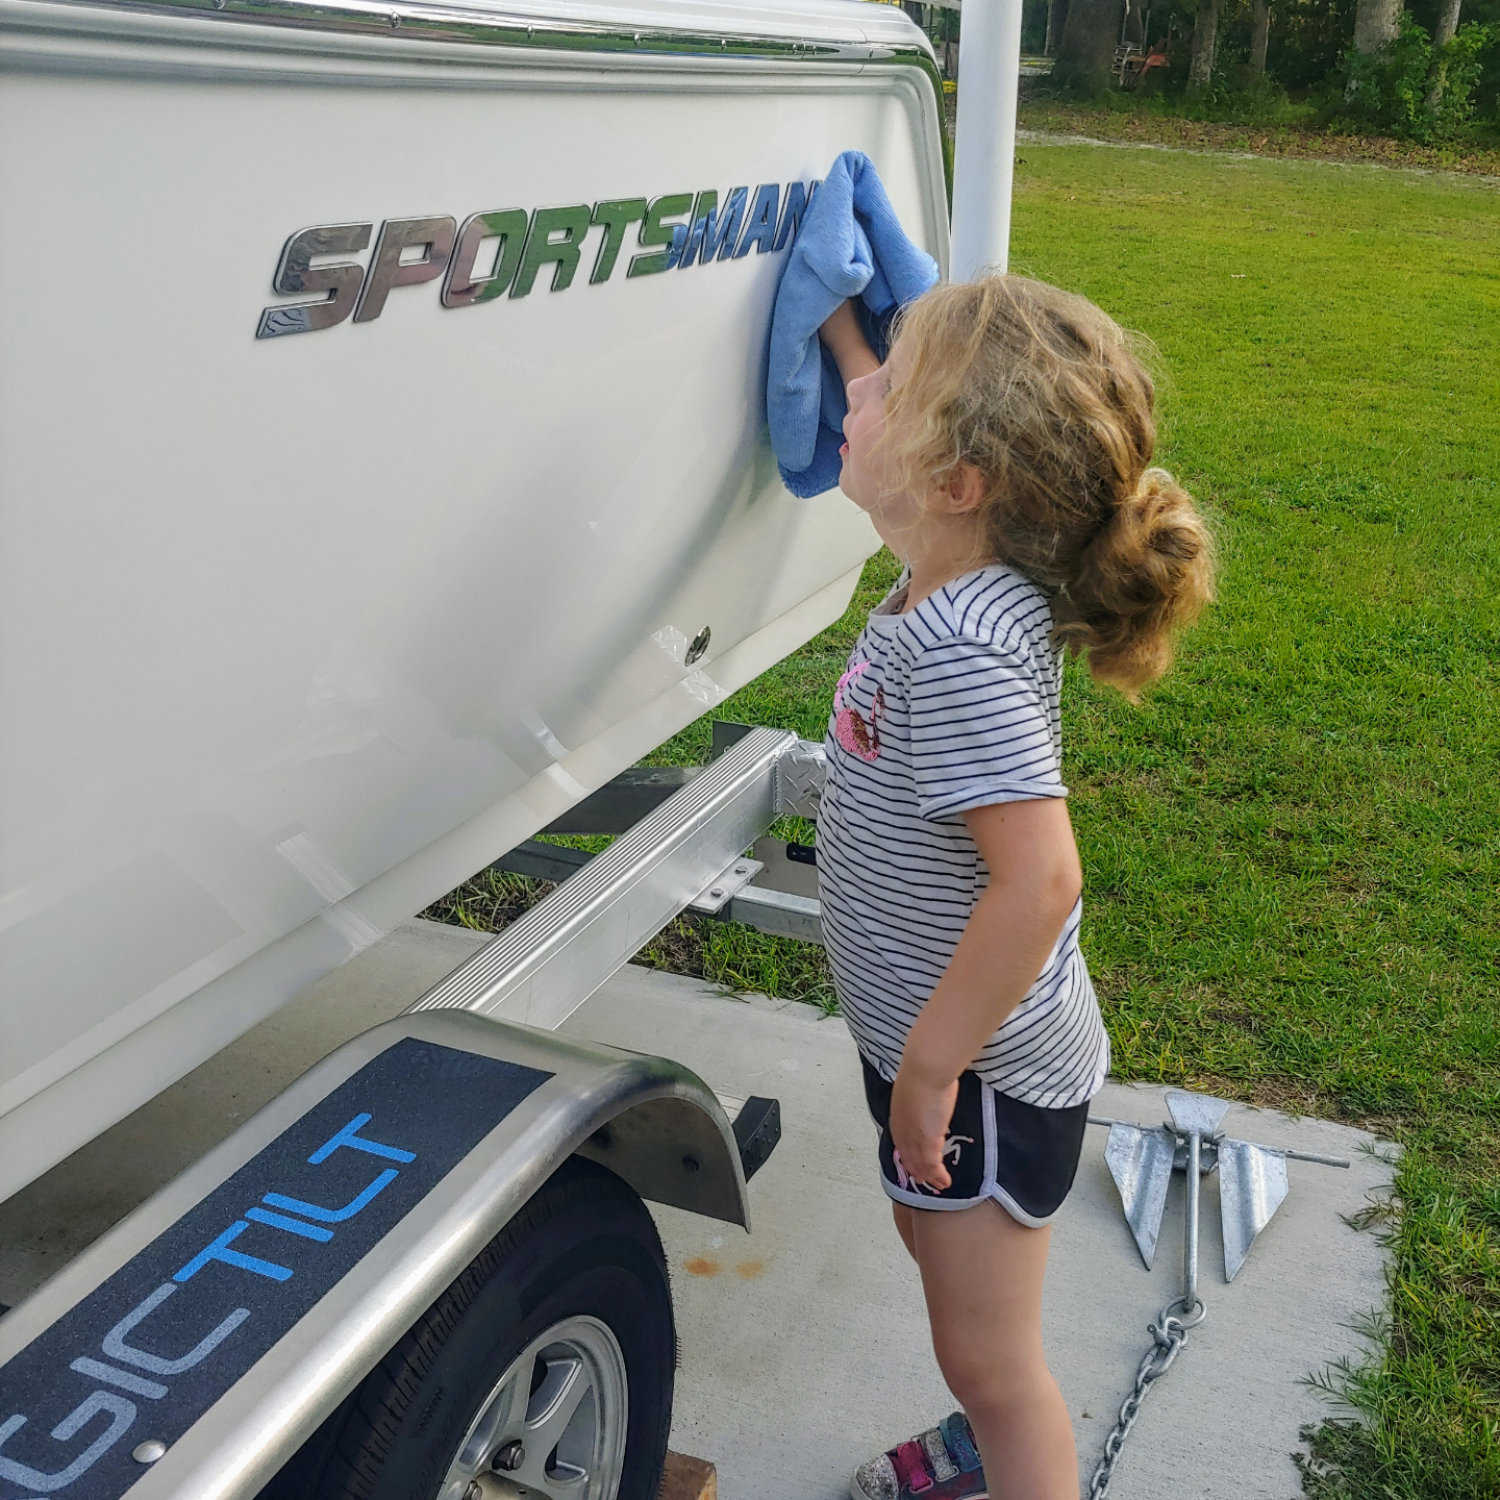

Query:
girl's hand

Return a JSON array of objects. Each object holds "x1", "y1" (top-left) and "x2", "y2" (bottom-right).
[{"x1": 890, "y1": 1063, "x2": 960, "y2": 1192}]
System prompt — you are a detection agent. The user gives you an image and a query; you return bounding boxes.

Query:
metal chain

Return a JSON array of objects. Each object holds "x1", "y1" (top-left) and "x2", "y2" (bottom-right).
[{"x1": 1086, "y1": 1297, "x2": 1205, "y2": 1500}]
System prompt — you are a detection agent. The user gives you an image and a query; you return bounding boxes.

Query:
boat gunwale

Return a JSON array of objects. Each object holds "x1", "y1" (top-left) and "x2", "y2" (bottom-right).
[
  {"x1": 8, "y1": 0, "x2": 953, "y2": 202},
  {"x1": 18, "y1": 0, "x2": 937, "y2": 66}
]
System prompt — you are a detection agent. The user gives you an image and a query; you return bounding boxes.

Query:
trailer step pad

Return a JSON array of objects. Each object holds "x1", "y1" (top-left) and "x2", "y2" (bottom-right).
[{"x1": 0, "y1": 1040, "x2": 549, "y2": 1500}]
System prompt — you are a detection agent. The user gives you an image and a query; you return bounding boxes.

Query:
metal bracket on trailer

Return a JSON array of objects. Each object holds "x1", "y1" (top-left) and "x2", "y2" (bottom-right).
[
  {"x1": 497, "y1": 837, "x2": 825, "y2": 948},
  {"x1": 489, "y1": 725, "x2": 828, "y2": 949}
]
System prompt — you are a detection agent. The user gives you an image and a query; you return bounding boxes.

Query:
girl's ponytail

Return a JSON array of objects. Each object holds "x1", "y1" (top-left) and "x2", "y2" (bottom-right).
[
  {"x1": 1054, "y1": 468, "x2": 1213, "y2": 698},
  {"x1": 883, "y1": 275, "x2": 1215, "y2": 698}
]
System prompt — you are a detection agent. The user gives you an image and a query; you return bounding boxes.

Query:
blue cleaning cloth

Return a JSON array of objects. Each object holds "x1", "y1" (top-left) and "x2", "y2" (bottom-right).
[{"x1": 767, "y1": 151, "x2": 940, "y2": 499}]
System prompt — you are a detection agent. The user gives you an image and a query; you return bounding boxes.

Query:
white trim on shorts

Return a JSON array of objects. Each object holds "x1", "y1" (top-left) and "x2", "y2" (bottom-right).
[{"x1": 874, "y1": 1085, "x2": 1061, "y2": 1230}]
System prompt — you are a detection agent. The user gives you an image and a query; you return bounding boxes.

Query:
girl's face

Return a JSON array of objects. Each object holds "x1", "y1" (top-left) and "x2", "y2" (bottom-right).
[
  {"x1": 838, "y1": 337, "x2": 988, "y2": 583},
  {"x1": 838, "y1": 344, "x2": 923, "y2": 542}
]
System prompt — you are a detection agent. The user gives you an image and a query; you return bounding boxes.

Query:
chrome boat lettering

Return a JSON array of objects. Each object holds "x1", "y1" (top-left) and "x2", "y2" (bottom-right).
[
  {"x1": 257, "y1": 179, "x2": 817, "y2": 338},
  {"x1": 442, "y1": 209, "x2": 530, "y2": 308},
  {"x1": 624, "y1": 191, "x2": 694, "y2": 280},
  {"x1": 588, "y1": 199, "x2": 650, "y2": 284},
  {"x1": 254, "y1": 223, "x2": 371, "y2": 340},
  {"x1": 676, "y1": 186, "x2": 748, "y2": 268},
  {"x1": 773, "y1": 180, "x2": 816, "y2": 250},
  {"x1": 511, "y1": 202, "x2": 594, "y2": 297},
  {"x1": 354, "y1": 215, "x2": 457, "y2": 322},
  {"x1": 734, "y1": 183, "x2": 782, "y2": 258}
]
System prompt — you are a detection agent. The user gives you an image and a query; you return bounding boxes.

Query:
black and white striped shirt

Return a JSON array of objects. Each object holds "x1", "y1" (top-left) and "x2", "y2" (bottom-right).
[{"x1": 817, "y1": 565, "x2": 1109, "y2": 1109}]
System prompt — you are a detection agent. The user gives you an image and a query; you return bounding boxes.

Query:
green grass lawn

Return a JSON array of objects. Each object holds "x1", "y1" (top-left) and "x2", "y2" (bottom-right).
[
  {"x1": 675, "y1": 147, "x2": 1500, "y2": 1497},
  {"x1": 430, "y1": 146, "x2": 1500, "y2": 1495}
]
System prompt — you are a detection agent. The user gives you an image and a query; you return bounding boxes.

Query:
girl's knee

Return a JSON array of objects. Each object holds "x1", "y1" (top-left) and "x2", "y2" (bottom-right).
[{"x1": 933, "y1": 1340, "x2": 1045, "y2": 1415}]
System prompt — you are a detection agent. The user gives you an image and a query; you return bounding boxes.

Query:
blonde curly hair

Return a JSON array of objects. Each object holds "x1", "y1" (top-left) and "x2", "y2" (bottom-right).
[{"x1": 882, "y1": 274, "x2": 1214, "y2": 696}]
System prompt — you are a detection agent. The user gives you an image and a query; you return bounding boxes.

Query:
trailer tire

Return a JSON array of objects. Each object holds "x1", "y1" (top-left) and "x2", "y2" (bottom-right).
[{"x1": 264, "y1": 1157, "x2": 674, "y2": 1500}]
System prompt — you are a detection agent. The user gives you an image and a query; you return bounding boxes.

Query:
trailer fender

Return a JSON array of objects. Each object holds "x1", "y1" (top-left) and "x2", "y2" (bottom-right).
[{"x1": 0, "y1": 1010, "x2": 762, "y2": 1500}]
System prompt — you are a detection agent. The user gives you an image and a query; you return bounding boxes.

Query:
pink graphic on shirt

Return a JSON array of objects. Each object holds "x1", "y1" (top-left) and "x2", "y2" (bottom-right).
[{"x1": 834, "y1": 660, "x2": 885, "y2": 761}]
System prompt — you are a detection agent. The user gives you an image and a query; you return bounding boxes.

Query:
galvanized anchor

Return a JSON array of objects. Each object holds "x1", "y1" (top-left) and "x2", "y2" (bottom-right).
[{"x1": 1083, "y1": 1090, "x2": 1351, "y2": 1498}]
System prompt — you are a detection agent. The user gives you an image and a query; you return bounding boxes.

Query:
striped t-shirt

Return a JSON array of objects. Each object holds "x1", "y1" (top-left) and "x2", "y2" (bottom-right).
[{"x1": 816, "y1": 565, "x2": 1109, "y2": 1109}]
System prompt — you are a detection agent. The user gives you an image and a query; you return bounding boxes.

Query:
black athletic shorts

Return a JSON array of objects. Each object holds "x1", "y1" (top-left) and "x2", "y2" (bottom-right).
[{"x1": 861, "y1": 1056, "x2": 1090, "y2": 1228}]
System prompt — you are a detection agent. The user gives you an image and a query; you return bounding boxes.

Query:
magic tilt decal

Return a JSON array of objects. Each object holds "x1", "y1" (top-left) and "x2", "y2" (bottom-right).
[{"x1": 0, "y1": 1040, "x2": 551, "y2": 1500}]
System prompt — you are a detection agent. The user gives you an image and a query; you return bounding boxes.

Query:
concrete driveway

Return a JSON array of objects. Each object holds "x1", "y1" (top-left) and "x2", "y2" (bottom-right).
[{"x1": 0, "y1": 920, "x2": 1392, "y2": 1500}]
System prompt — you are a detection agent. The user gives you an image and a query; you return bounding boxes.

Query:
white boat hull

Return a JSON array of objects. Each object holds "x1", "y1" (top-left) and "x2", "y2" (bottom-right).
[{"x1": 0, "y1": 0, "x2": 948, "y2": 1197}]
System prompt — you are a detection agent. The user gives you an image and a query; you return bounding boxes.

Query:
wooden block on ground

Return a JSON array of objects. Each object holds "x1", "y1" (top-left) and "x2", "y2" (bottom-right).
[{"x1": 658, "y1": 1451, "x2": 717, "y2": 1500}]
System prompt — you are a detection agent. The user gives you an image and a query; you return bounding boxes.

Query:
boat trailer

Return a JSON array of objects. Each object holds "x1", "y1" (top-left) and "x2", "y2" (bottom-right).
[{"x1": 0, "y1": 728, "x2": 826, "y2": 1500}]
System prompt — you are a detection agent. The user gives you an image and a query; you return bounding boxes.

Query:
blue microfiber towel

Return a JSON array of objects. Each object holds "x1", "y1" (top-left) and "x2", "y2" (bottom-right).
[{"x1": 767, "y1": 151, "x2": 940, "y2": 499}]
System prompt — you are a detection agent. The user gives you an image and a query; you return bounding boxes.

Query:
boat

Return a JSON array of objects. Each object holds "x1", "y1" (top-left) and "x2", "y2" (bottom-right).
[{"x1": 0, "y1": 0, "x2": 950, "y2": 1198}]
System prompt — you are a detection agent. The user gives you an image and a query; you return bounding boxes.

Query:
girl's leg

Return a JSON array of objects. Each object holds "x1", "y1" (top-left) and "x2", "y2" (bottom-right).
[
  {"x1": 891, "y1": 1201, "x2": 917, "y2": 1259},
  {"x1": 910, "y1": 1201, "x2": 1076, "y2": 1500}
]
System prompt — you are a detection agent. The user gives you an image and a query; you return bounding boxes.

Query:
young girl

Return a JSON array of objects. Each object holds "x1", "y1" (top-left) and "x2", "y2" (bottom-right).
[{"x1": 816, "y1": 275, "x2": 1213, "y2": 1500}]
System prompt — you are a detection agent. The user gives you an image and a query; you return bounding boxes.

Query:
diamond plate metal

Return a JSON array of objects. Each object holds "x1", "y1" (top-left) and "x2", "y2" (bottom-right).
[{"x1": 774, "y1": 740, "x2": 826, "y2": 821}]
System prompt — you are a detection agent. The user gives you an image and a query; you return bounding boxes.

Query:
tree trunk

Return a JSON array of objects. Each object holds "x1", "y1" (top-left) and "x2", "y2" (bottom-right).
[
  {"x1": 1248, "y1": 0, "x2": 1270, "y2": 79},
  {"x1": 1045, "y1": 0, "x2": 1070, "y2": 56},
  {"x1": 1352, "y1": 0, "x2": 1401, "y2": 55},
  {"x1": 1425, "y1": 0, "x2": 1461, "y2": 111},
  {"x1": 1051, "y1": 0, "x2": 1124, "y2": 92},
  {"x1": 1188, "y1": 0, "x2": 1220, "y2": 90},
  {"x1": 1430, "y1": 0, "x2": 1461, "y2": 45}
]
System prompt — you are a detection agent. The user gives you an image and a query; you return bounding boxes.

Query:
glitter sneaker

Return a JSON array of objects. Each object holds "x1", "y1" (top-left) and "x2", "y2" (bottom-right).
[{"x1": 849, "y1": 1412, "x2": 986, "y2": 1500}]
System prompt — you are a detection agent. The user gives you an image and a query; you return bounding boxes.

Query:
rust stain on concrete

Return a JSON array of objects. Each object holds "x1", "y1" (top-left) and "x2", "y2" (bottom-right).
[
  {"x1": 682, "y1": 1256, "x2": 721, "y2": 1277},
  {"x1": 734, "y1": 1260, "x2": 767, "y2": 1278}
]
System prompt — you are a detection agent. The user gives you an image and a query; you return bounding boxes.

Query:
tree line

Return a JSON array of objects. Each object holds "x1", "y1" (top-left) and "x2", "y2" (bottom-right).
[{"x1": 1028, "y1": 0, "x2": 1499, "y2": 138}]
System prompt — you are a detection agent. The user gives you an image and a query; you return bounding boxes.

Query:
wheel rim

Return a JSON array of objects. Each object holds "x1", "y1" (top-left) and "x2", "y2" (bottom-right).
[{"x1": 437, "y1": 1314, "x2": 629, "y2": 1500}]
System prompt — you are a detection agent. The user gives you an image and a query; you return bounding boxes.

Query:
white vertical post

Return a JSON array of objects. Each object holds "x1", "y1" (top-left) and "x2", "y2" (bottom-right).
[{"x1": 948, "y1": 0, "x2": 1025, "y2": 281}]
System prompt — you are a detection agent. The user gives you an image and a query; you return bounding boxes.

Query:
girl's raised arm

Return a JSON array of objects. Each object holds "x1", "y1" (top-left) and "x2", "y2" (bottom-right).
[{"x1": 819, "y1": 299, "x2": 881, "y2": 390}]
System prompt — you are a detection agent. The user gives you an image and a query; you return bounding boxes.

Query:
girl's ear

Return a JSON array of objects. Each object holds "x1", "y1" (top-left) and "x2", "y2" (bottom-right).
[{"x1": 932, "y1": 462, "x2": 985, "y2": 516}]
